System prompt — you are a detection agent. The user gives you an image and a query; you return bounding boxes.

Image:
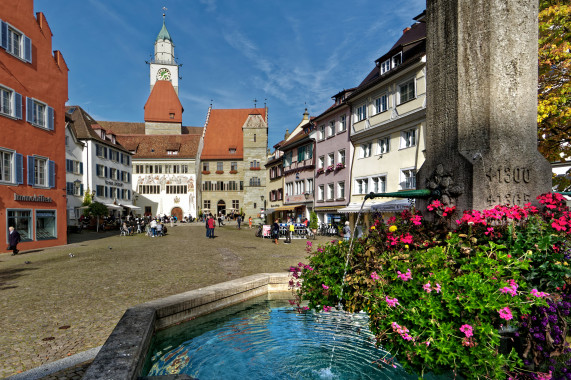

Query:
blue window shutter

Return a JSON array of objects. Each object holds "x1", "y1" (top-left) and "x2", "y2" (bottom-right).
[
  {"x1": 47, "y1": 107, "x2": 54, "y2": 130},
  {"x1": 27, "y1": 156, "x2": 34, "y2": 186},
  {"x1": 26, "y1": 97, "x2": 33, "y2": 123},
  {"x1": 66, "y1": 182, "x2": 72, "y2": 195},
  {"x1": 14, "y1": 93, "x2": 22, "y2": 119},
  {"x1": 104, "y1": 147, "x2": 108, "y2": 159},
  {"x1": 24, "y1": 36, "x2": 31, "y2": 63},
  {"x1": 104, "y1": 166, "x2": 108, "y2": 178},
  {"x1": 105, "y1": 186, "x2": 108, "y2": 198},
  {"x1": 80, "y1": 162, "x2": 83, "y2": 174},
  {"x1": 80, "y1": 184, "x2": 84, "y2": 196},
  {"x1": 16, "y1": 153, "x2": 23, "y2": 184},
  {"x1": 0, "y1": 21, "x2": 7, "y2": 50},
  {"x1": 48, "y1": 160, "x2": 55, "y2": 188}
]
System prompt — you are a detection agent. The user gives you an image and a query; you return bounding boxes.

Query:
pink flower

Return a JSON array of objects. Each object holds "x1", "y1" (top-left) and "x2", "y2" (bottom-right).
[
  {"x1": 410, "y1": 214, "x2": 422, "y2": 226},
  {"x1": 498, "y1": 307, "x2": 513, "y2": 321},
  {"x1": 500, "y1": 279, "x2": 518, "y2": 297},
  {"x1": 397, "y1": 269, "x2": 412, "y2": 281},
  {"x1": 303, "y1": 306, "x2": 309, "y2": 311},
  {"x1": 423, "y1": 282, "x2": 432, "y2": 293},
  {"x1": 459, "y1": 324, "x2": 473, "y2": 338},
  {"x1": 371, "y1": 271, "x2": 380, "y2": 281},
  {"x1": 322, "y1": 305, "x2": 332, "y2": 312},
  {"x1": 391, "y1": 322, "x2": 413, "y2": 341},
  {"x1": 435, "y1": 283, "x2": 441, "y2": 293},
  {"x1": 385, "y1": 296, "x2": 399, "y2": 307},
  {"x1": 530, "y1": 289, "x2": 550, "y2": 298},
  {"x1": 427, "y1": 200, "x2": 442, "y2": 211},
  {"x1": 322, "y1": 284, "x2": 329, "y2": 290},
  {"x1": 400, "y1": 233, "x2": 413, "y2": 244}
]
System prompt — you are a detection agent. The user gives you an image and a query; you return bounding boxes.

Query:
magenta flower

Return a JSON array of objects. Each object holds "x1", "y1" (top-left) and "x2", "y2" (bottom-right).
[
  {"x1": 530, "y1": 289, "x2": 549, "y2": 298},
  {"x1": 410, "y1": 214, "x2": 422, "y2": 226},
  {"x1": 397, "y1": 269, "x2": 412, "y2": 281},
  {"x1": 385, "y1": 296, "x2": 399, "y2": 307},
  {"x1": 459, "y1": 324, "x2": 473, "y2": 338},
  {"x1": 423, "y1": 282, "x2": 432, "y2": 293},
  {"x1": 498, "y1": 306, "x2": 513, "y2": 321},
  {"x1": 500, "y1": 279, "x2": 518, "y2": 297},
  {"x1": 371, "y1": 271, "x2": 380, "y2": 281},
  {"x1": 435, "y1": 283, "x2": 441, "y2": 293},
  {"x1": 322, "y1": 284, "x2": 329, "y2": 290},
  {"x1": 400, "y1": 233, "x2": 413, "y2": 244},
  {"x1": 322, "y1": 305, "x2": 332, "y2": 312}
]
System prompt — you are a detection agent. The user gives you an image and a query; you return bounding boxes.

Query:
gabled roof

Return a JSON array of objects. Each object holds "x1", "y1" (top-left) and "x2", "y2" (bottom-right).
[
  {"x1": 144, "y1": 80, "x2": 183, "y2": 123},
  {"x1": 280, "y1": 129, "x2": 312, "y2": 150},
  {"x1": 114, "y1": 134, "x2": 200, "y2": 159},
  {"x1": 201, "y1": 108, "x2": 266, "y2": 160},
  {"x1": 65, "y1": 106, "x2": 130, "y2": 153},
  {"x1": 97, "y1": 121, "x2": 202, "y2": 135}
]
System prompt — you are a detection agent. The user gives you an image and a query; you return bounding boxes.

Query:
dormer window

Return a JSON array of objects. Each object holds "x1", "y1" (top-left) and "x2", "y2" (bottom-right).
[
  {"x1": 229, "y1": 148, "x2": 236, "y2": 154},
  {"x1": 392, "y1": 53, "x2": 402, "y2": 68},
  {"x1": 101, "y1": 130, "x2": 106, "y2": 139},
  {"x1": 167, "y1": 150, "x2": 179, "y2": 155},
  {"x1": 169, "y1": 113, "x2": 175, "y2": 119},
  {"x1": 380, "y1": 59, "x2": 391, "y2": 74}
]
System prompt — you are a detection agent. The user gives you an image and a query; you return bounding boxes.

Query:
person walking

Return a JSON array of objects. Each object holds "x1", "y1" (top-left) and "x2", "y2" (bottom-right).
[
  {"x1": 343, "y1": 221, "x2": 351, "y2": 241},
  {"x1": 237, "y1": 215, "x2": 242, "y2": 229},
  {"x1": 285, "y1": 218, "x2": 293, "y2": 243},
  {"x1": 8, "y1": 226, "x2": 21, "y2": 256},
  {"x1": 208, "y1": 215, "x2": 216, "y2": 238},
  {"x1": 205, "y1": 215, "x2": 211, "y2": 238},
  {"x1": 249, "y1": 216, "x2": 252, "y2": 229},
  {"x1": 272, "y1": 218, "x2": 280, "y2": 245},
  {"x1": 150, "y1": 219, "x2": 157, "y2": 237}
]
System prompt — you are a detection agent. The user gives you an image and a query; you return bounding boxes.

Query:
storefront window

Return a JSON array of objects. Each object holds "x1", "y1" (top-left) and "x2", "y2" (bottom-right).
[
  {"x1": 36, "y1": 210, "x2": 56, "y2": 240},
  {"x1": 7, "y1": 210, "x2": 32, "y2": 242}
]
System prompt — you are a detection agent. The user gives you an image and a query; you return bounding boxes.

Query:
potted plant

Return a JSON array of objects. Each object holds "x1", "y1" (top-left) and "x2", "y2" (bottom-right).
[{"x1": 309, "y1": 211, "x2": 318, "y2": 238}]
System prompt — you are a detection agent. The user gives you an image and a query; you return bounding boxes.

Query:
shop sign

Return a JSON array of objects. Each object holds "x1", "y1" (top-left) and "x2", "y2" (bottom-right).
[
  {"x1": 14, "y1": 194, "x2": 53, "y2": 203},
  {"x1": 105, "y1": 180, "x2": 124, "y2": 187}
]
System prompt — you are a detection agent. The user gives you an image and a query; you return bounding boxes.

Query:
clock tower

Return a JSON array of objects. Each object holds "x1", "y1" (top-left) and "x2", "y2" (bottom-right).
[{"x1": 150, "y1": 14, "x2": 179, "y2": 94}]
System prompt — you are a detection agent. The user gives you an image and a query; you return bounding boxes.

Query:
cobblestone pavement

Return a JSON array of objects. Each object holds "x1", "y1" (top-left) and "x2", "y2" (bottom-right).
[{"x1": 0, "y1": 223, "x2": 332, "y2": 378}]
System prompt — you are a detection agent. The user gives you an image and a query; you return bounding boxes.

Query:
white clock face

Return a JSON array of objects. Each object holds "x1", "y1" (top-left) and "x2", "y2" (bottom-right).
[{"x1": 157, "y1": 68, "x2": 172, "y2": 81}]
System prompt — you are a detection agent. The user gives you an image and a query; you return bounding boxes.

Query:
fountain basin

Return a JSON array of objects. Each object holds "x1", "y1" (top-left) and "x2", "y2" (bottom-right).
[{"x1": 83, "y1": 273, "x2": 291, "y2": 380}]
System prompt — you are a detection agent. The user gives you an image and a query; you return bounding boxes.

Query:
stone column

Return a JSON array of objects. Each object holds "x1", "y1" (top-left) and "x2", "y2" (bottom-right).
[{"x1": 417, "y1": 0, "x2": 552, "y2": 214}]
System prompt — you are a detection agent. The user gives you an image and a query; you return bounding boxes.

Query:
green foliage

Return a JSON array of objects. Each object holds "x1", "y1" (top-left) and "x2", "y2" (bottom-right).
[
  {"x1": 87, "y1": 202, "x2": 109, "y2": 218},
  {"x1": 292, "y1": 197, "x2": 571, "y2": 379},
  {"x1": 309, "y1": 211, "x2": 318, "y2": 230}
]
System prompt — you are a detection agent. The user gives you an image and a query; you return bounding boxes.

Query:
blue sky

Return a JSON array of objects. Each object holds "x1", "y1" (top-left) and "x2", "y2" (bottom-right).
[{"x1": 35, "y1": 0, "x2": 425, "y2": 148}]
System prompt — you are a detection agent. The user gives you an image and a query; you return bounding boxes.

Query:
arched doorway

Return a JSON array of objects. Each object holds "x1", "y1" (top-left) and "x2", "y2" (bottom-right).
[
  {"x1": 171, "y1": 207, "x2": 183, "y2": 221},
  {"x1": 217, "y1": 200, "x2": 226, "y2": 216}
]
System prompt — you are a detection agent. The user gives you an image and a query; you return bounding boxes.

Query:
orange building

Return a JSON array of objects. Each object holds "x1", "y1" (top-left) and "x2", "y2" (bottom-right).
[{"x1": 0, "y1": 0, "x2": 69, "y2": 251}]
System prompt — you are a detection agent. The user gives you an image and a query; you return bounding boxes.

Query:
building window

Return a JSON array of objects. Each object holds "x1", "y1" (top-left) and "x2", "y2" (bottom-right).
[
  {"x1": 401, "y1": 129, "x2": 416, "y2": 148},
  {"x1": 167, "y1": 150, "x2": 178, "y2": 155},
  {"x1": 378, "y1": 137, "x2": 390, "y2": 154},
  {"x1": 380, "y1": 59, "x2": 391, "y2": 74},
  {"x1": 355, "y1": 178, "x2": 369, "y2": 195},
  {"x1": 295, "y1": 180, "x2": 305, "y2": 195},
  {"x1": 172, "y1": 165, "x2": 180, "y2": 174},
  {"x1": 318, "y1": 185, "x2": 324, "y2": 201},
  {"x1": 204, "y1": 200, "x2": 211, "y2": 210},
  {"x1": 297, "y1": 146, "x2": 306, "y2": 162},
  {"x1": 327, "y1": 183, "x2": 334, "y2": 200},
  {"x1": 339, "y1": 115, "x2": 346, "y2": 132},
  {"x1": 110, "y1": 168, "x2": 117, "y2": 180},
  {"x1": 327, "y1": 153, "x2": 335, "y2": 167},
  {"x1": 29, "y1": 99, "x2": 46, "y2": 128},
  {"x1": 0, "y1": 85, "x2": 22, "y2": 119},
  {"x1": 217, "y1": 162, "x2": 223, "y2": 171},
  {"x1": 181, "y1": 164, "x2": 189, "y2": 173},
  {"x1": 228, "y1": 181, "x2": 238, "y2": 190},
  {"x1": 96, "y1": 185, "x2": 104, "y2": 197},
  {"x1": 36, "y1": 210, "x2": 56, "y2": 240},
  {"x1": 249, "y1": 177, "x2": 261, "y2": 187},
  {"x1": 254, "y1": 134, "x2": 257, "y2": 142},
  {"x1": 372, "y1": 176, "x2": 386, "y2": 193},
  {"x1": 337, "y1": 181, "x2": 345, "y2": 199},
  {"x1": 0, "y1": 149, "x2": 14, "y2": 183},
  {"x1": 250, "y1": 160, "x2": 260, "y2": 169},
  {"x1": 154, "y1": 164, "x2": 162, "y2": 174},
  {"x1": 202, "y1": 162, "x2": 209, "y2": 172},
  {"x1": 232, "y1": 200, "x2": 239, "y2": 210},
  {"x1": 319, "y1": 125, "x2": 325, "y2": 140},
  {"x1": 360, "y1": 142, "x2": 372, "y2": 158},
  {"x1": 375, "y1": 94, "x2": 388, "y2": 114},
  {"x1": 286, "y1": 182, "x2": 293, "y2": 196},
  {"x1": 7, "y1": 210, "x2": 32, "y2": 242},
  {"x1": 34, "y1": 157, "x2": 47, "y2": 187},
  {"x1": 356, "y1": 104, "x2": 367, "y2": 122},
  {"x1": 338, "y1": 149, "x2": 346, "y2": 165},
  {"x1": 306, "y1": 178, "x2": 313, "y2": 194},
  {"x1": 229, "y1": 148, "x2": 236, "y2": 154},
  {"x1": 166, "y1": 185, "x2": 187, "y2": 194},
  {"x1": 329, "y1": 121, "x2": 335, "y2": 137},
  {"x1": 134, "y1": 164, "x2": 143, "y2": 174},
  {"x1": 402, "y1": 169, "x2": 416, "y2": 190},
  {"x1": 138, "y1": 185, "x2": 160, "y2": 194},
  {"x1": 392, "y1": 52, "x2": 402, "y2": 68},
  {"x1": 398, "y1": 78, "x2": 416, "y2": 104},
  {"x1": 230, "y1": 161, "x2": 238, "y2": 171}
]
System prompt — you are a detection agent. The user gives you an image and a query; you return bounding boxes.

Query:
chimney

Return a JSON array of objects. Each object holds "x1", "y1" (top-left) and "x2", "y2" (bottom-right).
[{"x1": 403, "y1": 26, "x2": 411, "y2": 34}]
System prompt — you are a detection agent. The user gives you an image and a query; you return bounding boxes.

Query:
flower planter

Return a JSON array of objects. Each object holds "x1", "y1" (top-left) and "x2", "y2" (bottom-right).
[
  {"x1": 215, "y1": 170, "x2": 224, "y2": 174},
  {"x1": 250, "y1": 167, "x2": 261, "y2": 170},
  {"x1": 230, "y1": 170, "x2": 238, "y2": 174},
  {"x1": 201, "y1": 171, "x2": 210, "y2": 174}
]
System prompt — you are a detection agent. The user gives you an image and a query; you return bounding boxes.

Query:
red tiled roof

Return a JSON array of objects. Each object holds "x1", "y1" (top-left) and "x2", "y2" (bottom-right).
[
  {"x1": 201, "y1": 108, "x2": 266, "y2": 160},
  {"x1": 144, "y1": 80, "x2": 183, "y2": 123},
  {"x1": 97, "y1": 121, "x2": 202, "y2": 135},
  {"x1": 114, "y1": 134, "x2": 200, "y2": 159}
]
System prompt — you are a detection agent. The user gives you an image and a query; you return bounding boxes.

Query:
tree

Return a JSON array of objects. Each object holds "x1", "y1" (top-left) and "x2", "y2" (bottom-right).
[
  {"x1": 87, "y1": 202, "x2": 108, "y2": 232},
  {"x1": 309, "y1": 211, "x2": 318, "y2": 230},
  {"x1": 537, "y1": 0, "x2": 570, "y2": 162}
]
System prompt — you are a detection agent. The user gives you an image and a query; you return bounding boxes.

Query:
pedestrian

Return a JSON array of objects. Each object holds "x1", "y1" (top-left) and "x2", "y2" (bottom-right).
[
  {"x1": 285, "y1": 218, "x2": 293, "y2": 243},
  {"x1": 208, "y1": 215, "x2": 216, "y2": 238},
  {"x1": 272, "y1": 218, "x2": 280, "y2": 245},
  {"x1": 205, "y1": 216, "x2": 210, "y2": 238},
  {"x1": 237, "y1": 215, "x2": 242, "y2": 229},
  {"x1": 249, "y1": 216, "x2": 252, "y2": 229},
  {"x1": 8, "y1": 226, "x2": 21, "y2": 256},
  {"x1": 218, "y1": 215, "x2": 224, "y2": 227},
  {"x1": 343, "y1": 221, "x2": 351, "y2": 241},
  {"x1": 170, "y1": 216, "x2": 174, "y2": 228},
  {"x1": 150, "y1": 219, "x2": 157, "y2": 237}
]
